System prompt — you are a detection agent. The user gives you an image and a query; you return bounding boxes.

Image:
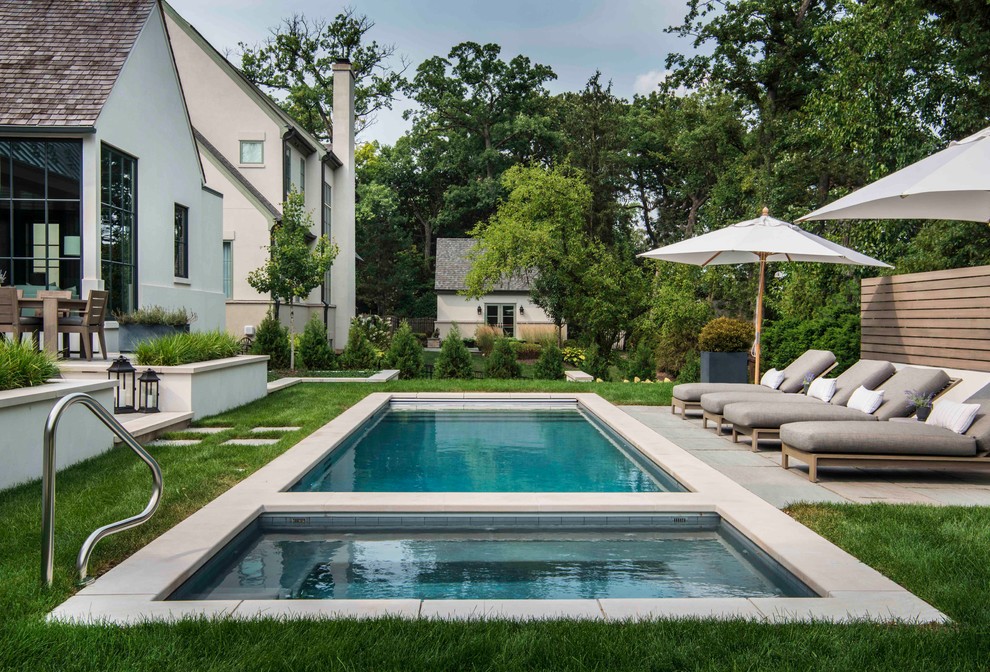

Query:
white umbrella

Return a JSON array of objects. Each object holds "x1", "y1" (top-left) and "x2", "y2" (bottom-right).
[
  {"x1": 800, "y1": 126, "x2": 990, "y2": 223},
  {"x1": 639, "y1": 208, "x2": 891, "y2": 382}
]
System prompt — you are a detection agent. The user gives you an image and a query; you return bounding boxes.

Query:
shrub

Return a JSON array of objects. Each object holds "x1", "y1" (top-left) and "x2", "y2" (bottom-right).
[
  {"x1": 581, "y1": 342, "x2": 612, "y2": 381},
  {"x1": 624, "y1": 341, "x2": 657, "y2": 381},
  {"x1": 512, "y1": 342, "x2": 542, "y2": 360},
  {"x1": 135, "y1": 330, "x2": 240, "y2": 366},
  {"x1": 561, "y1": 346, "x2": 585, "y2": 367},
  {"x1": 251, "y1": 311, "x2": 290, "y2": 369},
  {"x1": 762, "y1": 307, "x2": 860, "y2": 374},
  {"x1": 485, "y1": 338, "x2": 521, "y2": 379},
  {"x1": 648, "y1": 279, "x2": 713, "y2": 379},
  {"x1": 434, "y1": 325, "x2": 473, "y2": 379},
  {"x1": 698, "y1": 317, "x2": 754, "y2": 352},
  {"x1": 298, "y1": 315, "x2": 336, "y2": 370},
  {"x1": 387, "y1": 321, "x2": 424, "y2": 379},
  {"x1": 340, "y1": 321, "x2": 380, "y2": 370},
  {"x1": 533, "y1": 343, "x2": 565, "y2": 380},
  {"x1": 353, "y1": 314, "x2": 391, "y2": 349},
  {"x1": 0, "y1": 339, "x2": 59, "y2": 391},
  {"x1": 676, "y1": 350, "x2": 701, "y2": 384},
  {"x1": 518, "y1": 324, "x2": 558, "y2": 345},
  {"x1": 474, "y1": 325, "x2": 502, "y2": 356},
  {"x1": 114, "y1": 305, "x2": 195, "y2": 327}
]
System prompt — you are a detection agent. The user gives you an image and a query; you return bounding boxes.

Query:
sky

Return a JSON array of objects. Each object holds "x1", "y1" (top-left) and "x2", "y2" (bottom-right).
[{"x1": 167, "y1": 0, "x2": 699, "y2": 146}]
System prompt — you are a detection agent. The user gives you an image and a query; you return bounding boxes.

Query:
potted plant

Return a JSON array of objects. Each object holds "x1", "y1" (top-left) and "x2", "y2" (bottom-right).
[
  {"x1": 698, "y1": 317, "x2": 754, "y2": 384},
  {"x1": 115, "y1": 306, "x2": 196, "y2": 353},
  {"x1": 905, "y1": 389, "x2": 935, "y2": 421},
  {"x1": 426, "y1": 328, "x2": 441, "y2": 349}
]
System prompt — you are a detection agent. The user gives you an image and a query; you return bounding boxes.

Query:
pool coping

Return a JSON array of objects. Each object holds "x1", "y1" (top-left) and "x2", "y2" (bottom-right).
[{"x1": 49, "y1": 393, "x2": 947, "y2": 625}]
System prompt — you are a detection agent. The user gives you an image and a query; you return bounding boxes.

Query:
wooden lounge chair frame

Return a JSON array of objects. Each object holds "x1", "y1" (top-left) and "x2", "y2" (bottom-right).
[
  {"x1": 781, "y1": 442, "x2": 990, "y2": 482},
  {"x1": 730, "y1": 377, "x2": 962, "y2": 452}
]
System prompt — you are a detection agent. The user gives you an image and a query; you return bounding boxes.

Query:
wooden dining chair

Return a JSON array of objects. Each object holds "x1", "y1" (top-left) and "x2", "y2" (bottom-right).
[
  {"x1": 0, "y1": 287, "x2": 42, "y2": 347},
  {"x1": 58, "y1": 290, "x2": 109, "y2": 361}
]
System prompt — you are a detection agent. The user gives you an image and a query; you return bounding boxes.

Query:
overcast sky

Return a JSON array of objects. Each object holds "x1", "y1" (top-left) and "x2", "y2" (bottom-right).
[{"x1": 167, "y1": 0, "x2": 698, "y2": 145}]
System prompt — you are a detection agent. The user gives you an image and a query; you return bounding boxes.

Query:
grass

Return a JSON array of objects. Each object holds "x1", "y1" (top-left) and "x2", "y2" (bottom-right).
[
  {"x1": 134, "y1": 330, "x2": 241, "y2": 366},
  {"x1": 0, "y1": 383, "x2": 988, "y2": 670},
  {"x1": 0, "y1": 338, "x2": 60, "y2": 391}
]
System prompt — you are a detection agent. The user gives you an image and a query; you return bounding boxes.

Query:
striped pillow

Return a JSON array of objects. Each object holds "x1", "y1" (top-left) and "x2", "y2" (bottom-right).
[
  {"x1": 926, "y1": 401, "x2": 980, "y2": 434},
  {"x1": 847, "y1": 386, "x2": 884, "y2": 414}
]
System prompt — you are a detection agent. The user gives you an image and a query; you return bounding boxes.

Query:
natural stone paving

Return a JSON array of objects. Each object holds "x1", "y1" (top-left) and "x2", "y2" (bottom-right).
[
  {"x1": 222, "y1": 438, "x2": 281, "y2": 446},
  {"x1": 619, "y1": 405, "x2": 990, "y2": 508},
  {"x1": 250, "y1": 426, "x2": 301, "y2": 433}
]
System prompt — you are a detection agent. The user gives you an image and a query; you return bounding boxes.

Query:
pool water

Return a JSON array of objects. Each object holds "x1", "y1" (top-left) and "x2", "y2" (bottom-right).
[
  {"x1": 170, "y1": 515, "x2": 813, "y2": 601},
  {"x1": 291, "y1": 406, "x2": 681, "y2": 492}
]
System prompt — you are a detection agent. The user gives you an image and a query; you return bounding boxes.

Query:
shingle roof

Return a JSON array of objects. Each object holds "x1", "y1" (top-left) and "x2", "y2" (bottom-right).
[
  {"x1": 0, "y1": 0, "x2": 155, "y2": 127},
  {"x1": 434, "y1": 238, "x2": 533, "y2": 292},
  {"x1": 194, "y1": 129, "x2": 282, "y2": 221}
]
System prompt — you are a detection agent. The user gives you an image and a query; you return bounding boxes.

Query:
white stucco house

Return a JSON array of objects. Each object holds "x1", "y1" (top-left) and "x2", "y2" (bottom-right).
[
  {"x1": 434, "y1": 238, "x2": 562, "y2": 340},
  {"x1": 164, "y1": 3, "x2": 357, "y2": 347},
  {"x1": 0, "y1": 0, "x2": 225, "y2": 333}
]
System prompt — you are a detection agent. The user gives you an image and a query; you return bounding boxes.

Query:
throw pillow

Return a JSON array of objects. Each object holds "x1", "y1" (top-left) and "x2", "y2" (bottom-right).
[
  {"x1": 760, "y1": 368, "x2": 785, "y2": 390},
  {"x1": 926, "y1": 401, "x2": 980, "y2": 434},
  {"x1": 807, "y1": 377, "x2": 837, "y2": 402},
  {"x1": 847, "y1": 386, "x2": 884, "y2": 414}
]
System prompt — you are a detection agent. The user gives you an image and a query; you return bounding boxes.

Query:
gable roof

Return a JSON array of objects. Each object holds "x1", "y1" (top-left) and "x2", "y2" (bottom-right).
[
  {"x1": 162, "y1": 1, "x2": 342, "y2": 167},
  {"x1": 0, "y1": 0, "x2": 155, "y2": 127},
  {"x1": 194, "y1": 129, "x2": 281, "y2": 222},
  {"x1": 434, "y1": 238, "x2": 533, "y2": 292}
]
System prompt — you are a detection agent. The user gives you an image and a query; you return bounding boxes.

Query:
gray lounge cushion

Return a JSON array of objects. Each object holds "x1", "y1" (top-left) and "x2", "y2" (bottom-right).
[
  {"x1": 962, "y1": 402, "x2": 990, "y2": 454},
  {"x1": 780, "y1": 421, "x2": 978, "y2": 457},
  {"x1": 830, "y1": 360, "x2": 896, "y2": 406},
  {"x1": 701, "y1": 391, "x2": 819, "y2": 414},
  {"x1": 673, "y1": 383, "x2": 774, "y2": 402},
  {"x1": 873, "y1": 367, "x2": 951, "y2": 421},
  {"x1": 724, "y1": 402, "x2": 876, "y2": 429},
  {"x1": 779, "y1": 350, "x2": 837, "y2": 393}
]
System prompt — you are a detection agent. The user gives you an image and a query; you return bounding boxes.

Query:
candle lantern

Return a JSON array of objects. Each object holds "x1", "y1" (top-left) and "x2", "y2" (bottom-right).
[
  {"x1": 138, "y1": 369, "x2": 161, "y2": 413},
  {"x1": 107, "y1": 356, "x2": 136, "y2": 414}
]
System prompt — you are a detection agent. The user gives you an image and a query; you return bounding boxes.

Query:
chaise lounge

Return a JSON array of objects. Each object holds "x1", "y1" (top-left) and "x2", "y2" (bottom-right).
[
  {"x1": 722, "y1": 366, "x2": 956, "y2": 451},
  {"x1": 780, "y1": 401, "x2": 990, "y2": 482},
  {"x1": 670, "y1": 349, "x2": 837, "y2": 417},
  {"x1": 699, "y1": 359, "x2": 896, "y2": 433}
]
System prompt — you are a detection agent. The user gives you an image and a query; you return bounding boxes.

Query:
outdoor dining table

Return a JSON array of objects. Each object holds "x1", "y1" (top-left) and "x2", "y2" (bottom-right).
[{"x1": 19, "y1": 296, "x2": 88, "y2": 355}]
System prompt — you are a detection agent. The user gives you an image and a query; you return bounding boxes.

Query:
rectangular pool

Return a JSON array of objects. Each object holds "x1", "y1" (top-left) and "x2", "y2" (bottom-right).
[
  {"x1": 170, "y1": 514, "x2": 814, "y2": 601},
  {"x1": 291, "y1": 402, "x2": 682, "y2": 492}
]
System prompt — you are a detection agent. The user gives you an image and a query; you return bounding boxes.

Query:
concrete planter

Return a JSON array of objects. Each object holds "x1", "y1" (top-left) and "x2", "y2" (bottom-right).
[
  {"x1": 59, "y1": 355, "x2": 270, "y2": 420},
  {"x1": 0, "y1": 379, "x2": 118, "y2": 491},
  {"x1": 118, "y1": 324, "x2": 190, "y2": 353},
  {"x1": 700, "y1": 351, "x2": 749, "y2": 383}
]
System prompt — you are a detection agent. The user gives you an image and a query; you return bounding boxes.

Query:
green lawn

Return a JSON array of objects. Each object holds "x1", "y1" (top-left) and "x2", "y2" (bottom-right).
[{"x1": 1, "y1": 383, "x2": 988, "y2": 670}]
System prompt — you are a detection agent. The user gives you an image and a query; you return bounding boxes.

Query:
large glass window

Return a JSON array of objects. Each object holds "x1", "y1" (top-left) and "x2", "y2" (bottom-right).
[
  {"x1": 239, "y1": 140, "x2": 264, "y2": 165},
  {"x1": 101, "y1": 145, "x2": 137, "y2": 314},
  {"x1": 222, "y1": 241, "x2": 233, "y2": 299},
  {"x1": 485, "y1": 304, "x2": 515, "y2": 338},
  {"x1": 0, "y1": 139, "x2": 82, "y2": 296},
  {"x1": 299, "y1": 157, "x2": 306, "y2": 195},
  {"x1": 174, "y1": 204, "x2": 188, "y2": 278}
]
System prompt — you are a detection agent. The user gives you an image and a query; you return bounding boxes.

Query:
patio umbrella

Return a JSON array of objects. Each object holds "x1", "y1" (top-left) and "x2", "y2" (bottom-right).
[
  {"x1": 800, "y1": 126, "x2": 990, "y2": 223},
  {"x1": 639, "y1": 208, "x2": 890, "y2": 382}
]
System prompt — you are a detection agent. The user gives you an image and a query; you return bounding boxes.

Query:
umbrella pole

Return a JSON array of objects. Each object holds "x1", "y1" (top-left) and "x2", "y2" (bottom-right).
[{"x1": 754, "y1": 253, "x2": 767, "y2": 384}]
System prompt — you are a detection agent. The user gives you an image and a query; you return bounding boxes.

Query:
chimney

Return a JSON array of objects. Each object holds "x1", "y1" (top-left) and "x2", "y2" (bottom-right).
[{"x1": 330, "y1": 59, "x2": 356, "y2": 345}]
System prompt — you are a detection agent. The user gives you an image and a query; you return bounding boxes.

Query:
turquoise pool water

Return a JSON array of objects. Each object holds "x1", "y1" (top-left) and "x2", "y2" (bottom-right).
[
  {"x1": 291, "y1": 406, "x2": 680, "y2": 492},
  {"x1": 170, "y1": 515, "x2": 812, "y2": 600}
]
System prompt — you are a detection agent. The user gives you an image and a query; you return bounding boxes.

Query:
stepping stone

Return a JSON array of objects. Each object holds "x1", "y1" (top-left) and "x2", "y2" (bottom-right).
[
  {"x1": 250, "y1": 426, "x2": 301, "y2": 433},
  {"x1": 183, "y1": 427, "x2": 231, "y2": 434},
  {"x1": 146, "y1": 439, "x2": 201, "y2": 447},
  {"x1": 222, "y1": 438, "x2": 280, "y2": 446}
]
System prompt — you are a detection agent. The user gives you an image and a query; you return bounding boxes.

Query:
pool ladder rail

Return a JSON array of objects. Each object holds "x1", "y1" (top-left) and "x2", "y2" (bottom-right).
[{"x1": 41, "y1": 392, "x2": 164, "y2": 587}]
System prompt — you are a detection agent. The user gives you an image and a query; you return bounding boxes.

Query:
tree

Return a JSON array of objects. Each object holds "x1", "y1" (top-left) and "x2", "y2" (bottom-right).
[
  {"x1": 247, "y1": 192, "x2": 338, "y2": 370},
  {"x1": 484, "y1": 338, "x2": 521, "y2": 379},
  {"x1": 239, "y1": 8, "x2": 406, "y2": 140},
  {"x1": 533, "y1": 343, "x2": 565, "y2": 380},
  {"x1": 298, "y1": 314, "x2": 336, "y2": 370},
  {"x1": 434, "y1": 325, "x2": 473, "y2": 379},
  {"x1": 387, "y1": 321, "x2": 424, "y2": 379}
]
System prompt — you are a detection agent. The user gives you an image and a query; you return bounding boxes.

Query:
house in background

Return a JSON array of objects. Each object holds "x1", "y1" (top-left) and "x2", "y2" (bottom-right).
[
  {"x1": 434, "y1": 238, "x2": 562, "y2": 340},
  {"x1": 0, "y1": 0, "x2": 225, "y2": 336},
  {"x1": 164, "y1": 3, "x2": 356, "y2": 347}
]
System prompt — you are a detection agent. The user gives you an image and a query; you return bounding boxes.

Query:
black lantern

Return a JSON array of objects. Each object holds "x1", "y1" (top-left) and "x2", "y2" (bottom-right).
[
  {"x1": 107, "y1": 356, "x2": 136, "y2": 414},
  {"x1": 477, "y1": 305, "x2": 483, "y2": 316},
  {"x1": 138, "y1": 369, "x2": 161, "y2": 414}
]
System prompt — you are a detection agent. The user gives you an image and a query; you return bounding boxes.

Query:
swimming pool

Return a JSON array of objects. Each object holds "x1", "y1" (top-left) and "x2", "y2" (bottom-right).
[
  {"x1": 170, "y1": 513, "x2": 814, "y2": 601},
  {"x1": 291, "y1": 402, "x2": 683, "y2": 492}
]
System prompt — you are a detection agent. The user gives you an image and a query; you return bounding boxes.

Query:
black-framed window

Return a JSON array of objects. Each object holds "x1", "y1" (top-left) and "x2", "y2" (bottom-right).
[
  {"x1": 321, "y1": 181, "x2": 331, "y2": 304},
  {"x1": 0, "y1": 139, "x2": 83, "y2": 296},
  {"x1": 101, "y1": 145, "x2": 137, "y2": 315},
  {"x1": 485, "y1": 304, "x2": 515, "y2": 338},
  {"x1": 174, "y1": 204, "x2": 188, "y2": 278},
  {"x1": 282, "y1": 144, "x2": 292, "y2": 199},
  {"x1": 299, "y1": 157, "x2": 306, "y2": 194},
  {"x1": 222, "y1": 241, "x2": 233, "y2": 299}
]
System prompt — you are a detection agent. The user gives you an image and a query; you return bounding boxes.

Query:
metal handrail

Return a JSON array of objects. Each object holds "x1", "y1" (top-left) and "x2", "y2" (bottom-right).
[{"x1": 41, "y1": 392, "x2": 163, "y2": 586}]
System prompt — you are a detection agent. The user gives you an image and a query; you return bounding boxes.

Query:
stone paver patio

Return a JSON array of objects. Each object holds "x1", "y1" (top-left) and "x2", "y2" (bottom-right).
[{"x1": 620, "y1": 406, "x2": 990, "y2": 507}]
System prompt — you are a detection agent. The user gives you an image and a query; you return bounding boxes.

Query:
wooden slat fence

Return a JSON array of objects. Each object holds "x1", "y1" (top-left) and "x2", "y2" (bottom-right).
[{"x1": 861, "y1": 265, "x2": 990, "y2": 372}]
